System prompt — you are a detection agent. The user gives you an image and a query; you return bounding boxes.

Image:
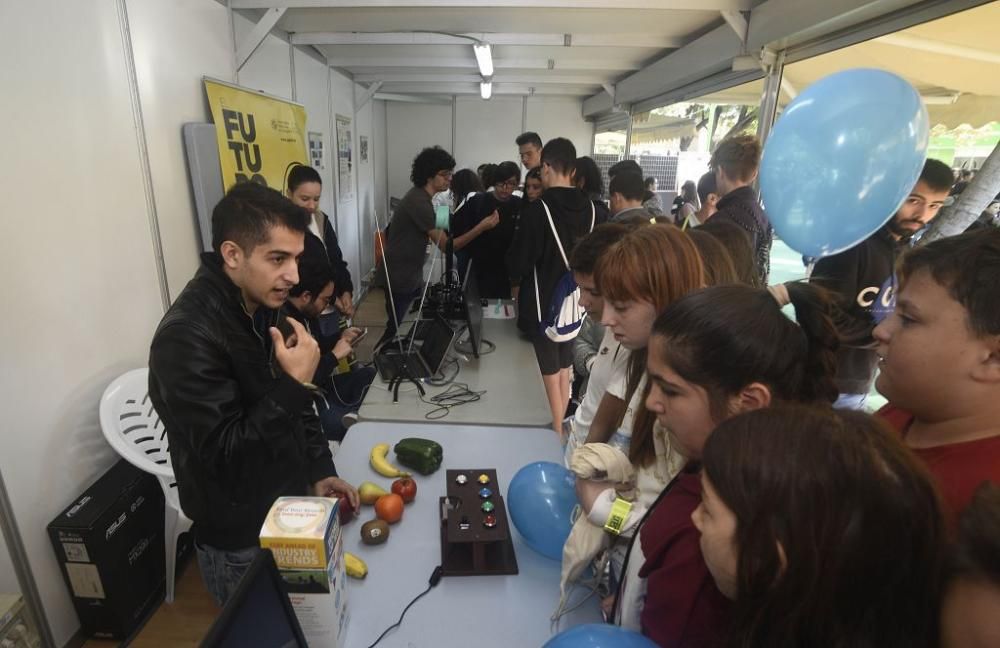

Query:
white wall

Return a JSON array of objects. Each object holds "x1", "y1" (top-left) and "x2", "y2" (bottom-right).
[
  {"x1": 453, "y1": 96, "x2": 524, "y2": 171},
  {"x1": 372, "y1": 99, "x2": 389, "y2": 221},
  {"x1": 293, "y1": 48, "x2": 335, "y2": 219},
  {"x1": 355, "y1": 97, "x2": 377, "y2": 280},
  {"x1": 0, "y1": 529, "x2": 19, "y2": 595},
  {"x1": 0, "y1": 2, "x2": 168, "y2": 644},
  {"x1": 328, "y1": 70, "x2": 364, "y2": 289},
  {"x1": 234, "y1": 14, "x2": 293, "y2": 100},
  {"x1": 385, "y1": 102, "x2": 453, "y2": 203},
  {"x1": 526, "y1": 96, "x2": 594, "y2": 157},
  {"x1": 128, "y1": 0, "x2": 235, "y2": 301}
]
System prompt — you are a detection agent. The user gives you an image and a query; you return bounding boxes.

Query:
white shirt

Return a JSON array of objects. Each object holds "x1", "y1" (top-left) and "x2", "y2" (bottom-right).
[{"x1": 564, "y1": 328, "x2": 629, "y2": 466}]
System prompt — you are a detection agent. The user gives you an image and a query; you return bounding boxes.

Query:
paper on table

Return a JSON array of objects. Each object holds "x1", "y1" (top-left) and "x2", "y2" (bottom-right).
[{"x1": 482, "y1": 300, "x2": 516, "y2": 319}]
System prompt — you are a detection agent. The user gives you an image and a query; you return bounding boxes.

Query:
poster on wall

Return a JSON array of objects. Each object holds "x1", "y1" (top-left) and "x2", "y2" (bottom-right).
[
  {"x1": 360, "y1": 136, "x2": 369, "y2": 164},
  {"x1": 336, "y1": 114, "x2": 354, "y2": 202},
  {"x1": 203, "y1": 78, "x2": 308, "y2": 191},
  {"x1": 308, "y1": 132, "x2": 325, "y2": 170}
]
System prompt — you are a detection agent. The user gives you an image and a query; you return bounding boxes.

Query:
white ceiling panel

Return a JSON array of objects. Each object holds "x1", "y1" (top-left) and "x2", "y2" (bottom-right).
[{"x1": 233, "y1": 1, "x2": 730, "y2": 98}]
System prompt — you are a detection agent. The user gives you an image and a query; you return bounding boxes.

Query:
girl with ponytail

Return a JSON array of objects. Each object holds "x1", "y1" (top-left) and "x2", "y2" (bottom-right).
[{"x1": 610, "y1": 282, "x2": 839, "y2": 645}]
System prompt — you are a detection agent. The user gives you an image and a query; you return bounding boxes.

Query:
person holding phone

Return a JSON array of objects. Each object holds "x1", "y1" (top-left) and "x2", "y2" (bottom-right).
[
  {"x1": 286, "y1": 237, "x2": 375, "y2": 442},
  {"x1": 148, "y1": 182, "x2": 359, "y2": 606}
]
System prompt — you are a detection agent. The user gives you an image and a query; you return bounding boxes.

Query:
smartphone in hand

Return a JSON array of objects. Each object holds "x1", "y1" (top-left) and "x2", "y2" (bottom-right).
[
  {"x1": 350, "y1": 327, "x2": 369, "y2": 346},
  {"x1": 276, "y1": 317, "x2": 297, "y2": 344}
]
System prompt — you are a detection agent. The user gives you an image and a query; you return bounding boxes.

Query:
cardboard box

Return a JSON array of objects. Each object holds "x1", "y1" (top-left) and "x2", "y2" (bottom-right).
[
  {"x1": 47, "y1": 459, "x2": 165, "y2": 640},
  {"x1": 260, "y1": 497, "x2": 349, "y2": 648},
  {"x1": 0, "y1": 594, "x2": 42, "y2": 648}
]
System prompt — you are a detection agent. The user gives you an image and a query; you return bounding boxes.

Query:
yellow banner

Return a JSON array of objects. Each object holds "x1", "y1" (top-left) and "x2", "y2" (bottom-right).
[{"x1": 204, "y1": 79, "x2": 308, "y2": 191}]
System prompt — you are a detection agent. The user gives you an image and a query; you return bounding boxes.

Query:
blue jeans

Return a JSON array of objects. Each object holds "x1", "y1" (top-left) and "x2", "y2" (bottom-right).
[
  {"x1": 318, "y1": 366, "x2": 377, "y2": 441},
  {"x1": 195, "y1": 541, "x2": 261, "y2": 606}
]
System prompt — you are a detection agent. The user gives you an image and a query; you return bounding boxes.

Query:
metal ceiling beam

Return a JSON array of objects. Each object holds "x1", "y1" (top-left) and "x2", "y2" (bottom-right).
[
  {"x1": 292, "y1": 32, "x2": 684, "y2": 48},
  {"x1": 582, "y1": 0, "x2": 950, "y2": 118},
  {"x1": 583, "y1": 23, "x2": 741, "y2": 115},
  {"x1": 236, "y1": 7, "x2": 287, "y2": 71},
  {"x1": 325, "y1": 57, "x2": 644, "y2": 71},
  {"x1": 354, "y1": 81, "x2": 383, "y2": 111},
  {"x1": 235, "y1": 0, "x2": 749, "y2": 10},
  {"x1": 720, "y1": 9, "x2": 748, "y2": 42},
  {"x1": 373, "y1": 92, "x2": 453, "y2": 104},
  {"x1": 354, "y1": 73, "x2": 609, "y2": 84}
]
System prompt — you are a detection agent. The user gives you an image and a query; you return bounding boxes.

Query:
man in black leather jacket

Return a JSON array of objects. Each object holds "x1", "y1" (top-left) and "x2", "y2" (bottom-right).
[{"x1": 148, "y1": 182, "x2": 359, "y2": 605}]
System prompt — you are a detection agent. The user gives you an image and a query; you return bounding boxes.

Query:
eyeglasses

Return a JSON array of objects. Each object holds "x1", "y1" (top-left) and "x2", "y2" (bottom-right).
[
  {"x1": 437, "y1": 170, "x2": 454, "y2": 178},
  {"x1": 496, "y1": 180, "x2": 518, "y2": 189}
]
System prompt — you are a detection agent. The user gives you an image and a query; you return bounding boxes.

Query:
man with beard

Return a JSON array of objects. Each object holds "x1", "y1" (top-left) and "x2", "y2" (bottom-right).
[{"x1": 808, "y1": 158, "x2": 954, "y2": 409}]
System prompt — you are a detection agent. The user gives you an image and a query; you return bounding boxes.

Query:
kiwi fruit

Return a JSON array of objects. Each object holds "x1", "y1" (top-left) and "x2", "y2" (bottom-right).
[{"x1": 361, "y1": 519, "x2": 390, "y2": 545}]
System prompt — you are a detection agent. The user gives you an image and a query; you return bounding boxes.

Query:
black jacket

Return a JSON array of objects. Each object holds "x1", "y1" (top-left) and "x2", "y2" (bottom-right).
[
  {"x1": 713, "y1": 186, "x2": 773, "y2": 285},
  {"x1": 810, "y1": 227, "x2": 899, "y2": 394},
  {"x1": 316, "y1": 211, "x2": 354, "y2": 298},
  {"x1": 506, "y1": 187, "x2": 595, "y2": 336},
  {"x1": 452, "y1": 192, "x2": 520, "y2": 299},
  {"x1": 148, "y1": 253, "x2": 337, "y2": 550}
]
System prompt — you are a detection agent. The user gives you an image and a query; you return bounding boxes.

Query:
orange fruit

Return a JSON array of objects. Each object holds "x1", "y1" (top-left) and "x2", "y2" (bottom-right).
[{"x1": 374, "y1": 494, "x2": 404, "y2": 524}]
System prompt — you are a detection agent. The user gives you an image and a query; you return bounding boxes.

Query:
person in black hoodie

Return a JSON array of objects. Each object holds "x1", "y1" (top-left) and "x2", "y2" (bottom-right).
[
  {"x1": 148, "y1": 183, "x2": 358, "y2": 606},
  {"x1": 808, "y1": 158, "x2": 954, "y2": 409},
  {"x1": 507, "y1": 138, "x2": 595, "y2": 434}
]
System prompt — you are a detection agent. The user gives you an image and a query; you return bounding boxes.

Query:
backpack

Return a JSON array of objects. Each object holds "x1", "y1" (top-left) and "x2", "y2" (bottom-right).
[{"x1": 534, "y1": 199, "x2": 596, "y2": 342}]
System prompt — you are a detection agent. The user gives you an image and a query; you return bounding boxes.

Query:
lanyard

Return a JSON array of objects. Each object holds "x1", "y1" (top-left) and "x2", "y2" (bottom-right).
[{"x1": 609, "y1": 465, "x2": 693, "y2": 622}]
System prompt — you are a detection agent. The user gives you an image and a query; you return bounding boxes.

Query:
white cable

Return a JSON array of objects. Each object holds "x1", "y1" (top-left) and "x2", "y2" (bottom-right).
[{"x1": 372, "y1": 203, "x2": 401, "y2": 344}]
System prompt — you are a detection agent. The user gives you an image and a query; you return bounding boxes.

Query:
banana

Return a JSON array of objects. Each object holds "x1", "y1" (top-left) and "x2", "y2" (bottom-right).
[
  {"x1": 344, "y1": 552, "x2": 368, "y2": 579},
  {"x1": 369, "y1": 442, "x2": 411, "y2": 478}
]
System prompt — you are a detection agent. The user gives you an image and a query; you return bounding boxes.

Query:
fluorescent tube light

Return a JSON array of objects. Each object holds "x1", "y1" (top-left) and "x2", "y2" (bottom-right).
[
  {"x1": 480, "y1": 81, "x2": 493, "y2": 100},
  {"x1": 473, "y1": 42, "x2": 494, "y2": 77}
]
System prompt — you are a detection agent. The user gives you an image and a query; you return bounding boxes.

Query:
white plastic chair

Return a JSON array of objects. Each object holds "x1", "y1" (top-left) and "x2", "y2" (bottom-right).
[{"x1": 100, "y1": 368, "x2": 192, "y2": 603}]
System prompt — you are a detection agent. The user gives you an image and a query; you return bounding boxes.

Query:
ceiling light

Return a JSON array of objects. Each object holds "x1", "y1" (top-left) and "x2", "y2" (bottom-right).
[
  {"x1": 473, "y1": 42, "x2": 494, "y2": 77},
  {"x1": 480, "y1": 81, "x2": 493, "y2": 100}
]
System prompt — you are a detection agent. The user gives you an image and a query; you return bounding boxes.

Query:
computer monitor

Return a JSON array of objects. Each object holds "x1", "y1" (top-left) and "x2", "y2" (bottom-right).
[
  {"x1": 200, "y1": 550, "x2": 308, "y2": 648},
  {"x1": 462, "y1": 260, "x2": 483, "y2": 358}
]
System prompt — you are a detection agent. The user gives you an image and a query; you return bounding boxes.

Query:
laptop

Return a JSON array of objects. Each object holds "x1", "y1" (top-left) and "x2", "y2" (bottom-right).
[
  {"x1": 200, "y1": 549, "x2": 308, "y2": 648},
  {"x1": 375, "y1": 316, "x2": 456, "y2": 381}
]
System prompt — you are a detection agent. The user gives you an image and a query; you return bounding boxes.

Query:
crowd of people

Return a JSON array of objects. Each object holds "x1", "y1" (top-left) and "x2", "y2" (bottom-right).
[{"x1": 145, "y1": 120, "x2": 1000, "y2": 646}]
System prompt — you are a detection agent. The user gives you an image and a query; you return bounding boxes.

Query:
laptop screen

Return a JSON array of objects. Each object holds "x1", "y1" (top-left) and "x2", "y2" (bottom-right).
[
  {"x1": 419, "y1": 317, "x2": 455, "y2": 375},
  {"x1": 201, "y1": 550, "x2": 307, "y2": 648}
]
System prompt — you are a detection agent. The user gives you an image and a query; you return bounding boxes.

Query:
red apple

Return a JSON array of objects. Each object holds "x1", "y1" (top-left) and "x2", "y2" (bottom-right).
[
  {"x1": 391, "y1": 478, "x2": 417, "y2": 503},
  {"x1": 336, "y1": 494, "x2": 356, "y2": 525}
]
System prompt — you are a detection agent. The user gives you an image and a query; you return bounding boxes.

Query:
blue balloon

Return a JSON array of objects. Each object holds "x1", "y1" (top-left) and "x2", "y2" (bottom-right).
[
  {"x1": 759, "y1": 68, "x2": 928, "y2": 258},
  {"x1": 543, "y1": 624, "x2": 659, "y2": 648},
  {"x1": 507, "y1": 461, "x2": 577, "y2": 560}
]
